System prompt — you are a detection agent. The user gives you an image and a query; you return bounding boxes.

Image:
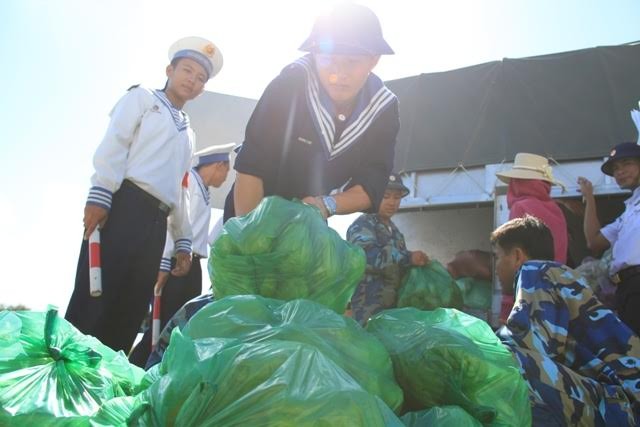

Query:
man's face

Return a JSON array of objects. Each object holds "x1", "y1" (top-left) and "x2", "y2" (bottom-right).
[
  {"x1": 494, "y1": 244, "x2": 519, "y2": 295},
  {"x1": 200, "y1": 161, "x2": 230, "y2": 188},
  {"x1": 378, "y1": 189, "x2": 403, "y2": 220},
  {"x1": 313, "y1": 53, "x2": 379, "y2": 107},
  {"x1": 166, "y1": 58, "x2": 207, "y2": 104},
  {"x1": 612, "y1": 158, "x2": 640, "y2": 190},
  {"x1": 210, "y1": 162, "x2": 230, "y2": 188}
]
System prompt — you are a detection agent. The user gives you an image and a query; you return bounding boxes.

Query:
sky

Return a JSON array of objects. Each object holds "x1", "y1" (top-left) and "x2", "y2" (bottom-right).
[{"x1": 0, "y1": 0, "x2": 638, "y2": 312}]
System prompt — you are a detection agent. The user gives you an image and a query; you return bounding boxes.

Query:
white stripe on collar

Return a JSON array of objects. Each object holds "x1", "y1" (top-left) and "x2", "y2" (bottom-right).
[
  {"x1": 293, "y1": 56, "x2": 396, "y2": 160},
  {"x1": 153, "y1": 90, "x2": 190, "y2": 132}
]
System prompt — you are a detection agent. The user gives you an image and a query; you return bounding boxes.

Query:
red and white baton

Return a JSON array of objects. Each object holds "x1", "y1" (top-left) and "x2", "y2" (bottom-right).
[
  {"x1": 88, "y1": 228, "x2": 102, "y2": 297},
  {"x1": 151, "y1": 283, "x2": 163, "y2": 350}
]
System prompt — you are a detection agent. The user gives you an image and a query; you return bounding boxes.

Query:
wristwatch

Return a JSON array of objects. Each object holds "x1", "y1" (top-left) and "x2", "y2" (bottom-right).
[{"x1": 321, "y1": 195, "x2": 337, "y2": 217}]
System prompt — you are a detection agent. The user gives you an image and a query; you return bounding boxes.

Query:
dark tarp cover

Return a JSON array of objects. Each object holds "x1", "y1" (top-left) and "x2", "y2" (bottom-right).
[{"x1": 387, "y1": 42, "x2": 640, "y2": 173}]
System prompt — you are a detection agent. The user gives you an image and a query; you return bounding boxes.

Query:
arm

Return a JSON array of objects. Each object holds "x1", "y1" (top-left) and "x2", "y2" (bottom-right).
[
  {"x1": 84, "y1": 88, "x2": 150, "y2": 238},
  {"x1": 234, "y1": 172, "x2": 265, "y2": 217},
  {"x1": 168, "y1": 172, "x2": 193, "y2": 277},
  {"x1": 577, "y1": 177, "x2": 610, "y2": 254},
  {"x1": 345, "y1": 101, "x2": 400, "y2": 213},
  {"x1": 302, "y1": 184, "x2": 371, "y2": 219},
  {"x1": 233, "y1": 73, "x2": 300, "y2": 216}
]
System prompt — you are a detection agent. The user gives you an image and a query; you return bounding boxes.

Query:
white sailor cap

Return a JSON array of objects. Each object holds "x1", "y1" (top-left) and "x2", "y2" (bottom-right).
[
  {"x1": 194, "y1": 143, "x2": 236, "y2": 167},
  {"x1": 168, "y1": 36, "x2": 223, "y2": 80}
]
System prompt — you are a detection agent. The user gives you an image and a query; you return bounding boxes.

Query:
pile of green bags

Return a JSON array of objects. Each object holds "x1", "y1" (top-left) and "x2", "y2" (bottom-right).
[
  {"x1": 210, "y1": 196, "x2": 366, "y2": 313},
  {"x1": 0, "y1": 307, "x2": 144, "y2": 425},
  {"x1": 397, "y1": 261, "x2": 463, "y2": 311},
  {"x1": 136, "y1": 331, "x2": 403, "y2": 426},
  {"x1": 367, "y1": 307, "x2": 531, "y2": 426},
  {"x1": 181, "y1": 295, "x2": 403, "y2": 412}
]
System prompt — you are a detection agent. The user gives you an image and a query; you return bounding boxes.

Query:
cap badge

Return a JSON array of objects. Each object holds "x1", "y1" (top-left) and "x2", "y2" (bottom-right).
[
  {"x1": 203, "y1": 44, "x2": 215, "y2": 57},
  {"x1": 610, "y1": 149, "x2": 616, "y2": 157},
  {"x1": 389, "y1": 175, "x2": 396, "y2": 181}
]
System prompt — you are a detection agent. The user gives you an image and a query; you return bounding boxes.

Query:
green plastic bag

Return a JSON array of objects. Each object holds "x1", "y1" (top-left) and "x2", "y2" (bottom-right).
[
  {"x1": 136, "y1": 330, "x2": 403, "y2": 426},
  {"x1": 90, "y1": 395, "x2": 149, "y2": 427},
  {"x1": 0, "y1": 308, "x2": 144, "y2": 425},
  {"x1": 397, "y1": 261, "x2": 463, "y2": 310},
  {"x1": 455, "y1": 277, "x2": 493, "y2": 310},
  {"x1": 181, "y1": 295, "x2": 403, "y2": 412},
  {"x1": 210, "y1": 196, "x2": 366, "y2": 313},
  {"x1": 367, "y1": 308, "x2": 531, "y2": 427},
  {"x1": 401, "y1": 406, "x2": 482, "y2": 427}
]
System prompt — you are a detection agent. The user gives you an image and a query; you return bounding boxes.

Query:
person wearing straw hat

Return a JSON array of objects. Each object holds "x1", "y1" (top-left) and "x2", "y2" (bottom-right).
[
  {"x1": 347, "y1": 173, "x2": 429, "y2": 325},
  {"x1": 578, "y1": 141, "x2": 640, "y2": 335},
  {"x1": 129, "y1": 143, "x2": 234, "y2": 367},
  {"x1": 225, "y1": 3, "x2": 399, "y2": 222},
  {"x1": 65, "y1": 36, "x2": 223, "y2": 354},
  {"x1": 495, "y1": 153, "x2": 568, "y2": 323}
]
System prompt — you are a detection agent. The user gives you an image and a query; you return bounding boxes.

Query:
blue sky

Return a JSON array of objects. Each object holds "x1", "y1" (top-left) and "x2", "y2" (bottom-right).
[{"x1": 0, "y1": 0, "x2": 638, "y2": 312}]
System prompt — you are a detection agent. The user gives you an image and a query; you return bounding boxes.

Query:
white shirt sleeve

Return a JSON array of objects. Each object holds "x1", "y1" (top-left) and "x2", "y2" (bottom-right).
[
  {"x1": 600, "y1": 216, "x2": 621, "y2": 245},
  {"x1": 87, "y1": 87, "x2": 152, "y2": 209}
]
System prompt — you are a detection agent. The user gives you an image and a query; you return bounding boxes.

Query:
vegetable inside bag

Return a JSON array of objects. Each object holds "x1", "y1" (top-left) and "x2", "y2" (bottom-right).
[{"x1": 210, "y1": 196, "x2": 365, "y2": 314}]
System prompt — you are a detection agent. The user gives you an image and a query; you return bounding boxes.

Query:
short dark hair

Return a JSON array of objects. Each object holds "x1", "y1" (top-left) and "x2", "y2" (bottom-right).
[{"x1": 490, "y1": 215, "x2": 554, "y2": 261}]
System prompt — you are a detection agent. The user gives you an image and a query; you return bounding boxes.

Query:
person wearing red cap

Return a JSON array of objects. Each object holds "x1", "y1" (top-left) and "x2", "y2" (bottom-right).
[
  {"x1": 578, "y1": 141, "x2": 640, "y2": 335},
  {"x1": 65, "y1": 37, "x2": 223, "y2": 353},
  {"x1": 224, "y1": 3, "x2": 399, "y2": 222}
]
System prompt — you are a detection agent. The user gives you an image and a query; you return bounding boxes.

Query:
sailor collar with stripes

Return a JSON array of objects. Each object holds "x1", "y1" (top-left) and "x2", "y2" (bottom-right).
[
  {"x1": 292, "y1": 55, "x2": 396, "y2": 160},
  {"x1": 152, "y1": 89, "x2": 191, "y2": 133},
  {"x1": 191, "y1": 168, "x2": 210, "y2": 206}
]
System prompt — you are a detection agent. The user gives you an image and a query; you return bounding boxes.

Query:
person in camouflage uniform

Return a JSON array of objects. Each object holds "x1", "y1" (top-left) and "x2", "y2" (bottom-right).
[
  {"x1": 492, "y1": 215, "x2": 640, "y2": 426},
  {"x1": 347, "y1": 173, "x2": 429, "y2": 325}
]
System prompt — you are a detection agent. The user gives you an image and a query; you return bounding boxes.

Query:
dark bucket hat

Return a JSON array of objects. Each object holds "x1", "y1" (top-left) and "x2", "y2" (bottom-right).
[
  {"x1": 299, "y1": 3, "x2": 394, "y2": 55},
  {"x1": 386, "y1": 173, "x2": 410, "y2": 197},
  {"x1": 601, "y1": 142, "x2": 640, "y2": 176}
]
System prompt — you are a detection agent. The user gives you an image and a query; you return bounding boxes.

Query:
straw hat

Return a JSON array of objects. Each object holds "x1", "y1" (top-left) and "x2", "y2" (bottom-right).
[{"x1": 496, "y1": 153, "x2": 565, "y2": 188}]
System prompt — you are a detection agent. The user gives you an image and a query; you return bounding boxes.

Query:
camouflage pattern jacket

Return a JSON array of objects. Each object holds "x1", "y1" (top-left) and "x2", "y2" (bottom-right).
[
  {"x1": 497, "y1": 260, "x2": 640, "y2": 426},
  {"x1": 347, "y1": 214, "x2": 412, "y2": 324}
]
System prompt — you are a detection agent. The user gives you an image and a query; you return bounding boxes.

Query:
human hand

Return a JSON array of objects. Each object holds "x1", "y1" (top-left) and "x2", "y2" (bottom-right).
[
  {"x1": 172, "y1": 252, "x2": 192, "y2": 277},
  {"x1": 302, "y1": 196, "x2": 329, "y2": 219},
  {"x1": 154, "y1": 271, "x2": 170, "y2": 294},
  {"x1": 577, "y1": 177, "x2": 594, "y2": 199},
  {"x1": 410, "y1": 250, "x2": 429, "y2": 266},
  {"x1": 83, "y1": 205, "x2": 108, "y2": 240}
]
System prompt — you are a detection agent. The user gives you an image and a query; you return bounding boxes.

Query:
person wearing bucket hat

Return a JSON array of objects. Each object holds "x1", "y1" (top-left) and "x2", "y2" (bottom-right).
[
  {"x1": 66, "y1": 36, "x2": 223, "y2": 354},
  {"x1": 225, "y1": 3, "x2": 399, "y2": 223},
  {"x1": 347, "y1": 173, "x2": 429, "y2": 325},
  {"x1": 495, "y1": 153, "x2": 568, "y2": 323},
  {"x1": 129, "y1": 143, "x2": 234, "y2": 367},
  {"x1": 578, "y1": 140, "x2": 640, "y2": 335}
]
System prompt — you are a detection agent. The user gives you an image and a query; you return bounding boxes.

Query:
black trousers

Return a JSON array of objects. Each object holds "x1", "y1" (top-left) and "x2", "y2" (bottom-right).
[
  {"x1": 128, "y1": 257, "x2": 203, "y2": 367},
  {"x1": 65, "y1": 183, "x2": 167, "y2": 353},
  {"x1": 615, "y1": 272, "x2": 640, "y2": 337}
]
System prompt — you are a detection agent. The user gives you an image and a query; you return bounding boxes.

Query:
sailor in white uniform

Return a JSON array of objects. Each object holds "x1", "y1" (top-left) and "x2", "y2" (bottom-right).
[
  {"x1": 128, "y1": 143, "x2": 234, "y2": 366},
  {"x1": 65, "y1": 36, "x2": 224, "y2": 353}
]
